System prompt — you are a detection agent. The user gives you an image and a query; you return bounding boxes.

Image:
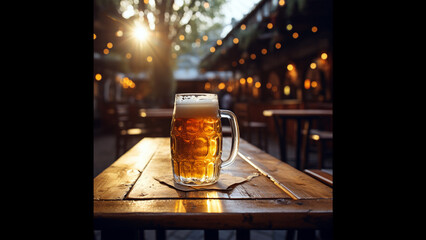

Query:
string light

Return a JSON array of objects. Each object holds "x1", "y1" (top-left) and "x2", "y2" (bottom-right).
[
  {"x1": 275, "y1": 42, "x2": 282, "y2": 49},
  {"x1": 292, "y1": 32, "x2": 299, "y2": 39}
]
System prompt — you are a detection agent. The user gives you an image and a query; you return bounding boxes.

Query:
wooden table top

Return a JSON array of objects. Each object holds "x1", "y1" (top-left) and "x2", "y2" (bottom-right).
[
  {"x1": 263, "y1": 109, "x2": 333, "y2": 117},
  {"x1": 94, "y1": 137, "x2": 332, "y2": 230}
]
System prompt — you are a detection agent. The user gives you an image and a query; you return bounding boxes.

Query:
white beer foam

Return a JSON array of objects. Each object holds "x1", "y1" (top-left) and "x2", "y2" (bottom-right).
[{"x1": 174, "y1": 96, "x2": 219, "y2": 118}]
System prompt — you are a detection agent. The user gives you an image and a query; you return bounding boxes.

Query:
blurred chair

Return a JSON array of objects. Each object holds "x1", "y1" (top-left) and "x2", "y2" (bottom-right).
[
  {"x1": 301, "y1": 127, "x2": 333, "y2": 170},
  {"x1": 233, "y1": 103, "x2": 268, "y2": 151},
  {"x1": 113, "y1": 102, "x2": 147, "y2": 158}
]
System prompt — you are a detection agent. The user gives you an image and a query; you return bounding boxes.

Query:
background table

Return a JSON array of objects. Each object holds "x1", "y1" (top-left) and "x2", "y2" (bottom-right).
[
  {"x1": 94, "y1": 137, "x2": 332, "y2": 239},
  {"x1": 263, "y1": 109, "x2": 333, "y2": 169}
]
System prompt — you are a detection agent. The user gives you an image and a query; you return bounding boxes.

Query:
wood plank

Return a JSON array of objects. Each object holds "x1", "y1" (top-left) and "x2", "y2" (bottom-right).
[
  {"x1": 304, "y1": 169, "x2": 333, "y2": 187},
  {"x1": 94, "y1": 199, "x2": 332, "y2": 229},
  {"x1": 93, "y1": 138, "x2": 161, "y2": 200},
  {"x1": 126, "y1": 138, "x2": 290, "y2": 200},
  {"x1": 235, "y1": 139, "x2": 332, "y2": 200}
]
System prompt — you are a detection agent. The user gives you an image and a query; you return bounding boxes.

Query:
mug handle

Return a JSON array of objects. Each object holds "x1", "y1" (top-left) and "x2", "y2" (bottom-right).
[{"x1": 219, "y1": 109, "x2": 239, "y2": 168}]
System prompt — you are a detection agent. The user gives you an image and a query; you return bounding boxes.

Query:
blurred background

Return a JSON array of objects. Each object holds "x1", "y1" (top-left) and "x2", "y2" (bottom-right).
[{"x1": 93, "y1": 0, "x2": 333, "y2": 178}]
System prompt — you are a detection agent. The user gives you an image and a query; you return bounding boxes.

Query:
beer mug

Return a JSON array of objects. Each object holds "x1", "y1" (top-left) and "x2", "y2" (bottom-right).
[{"x1": 170, "y1": 93, "x2": 239, "y2": 186}]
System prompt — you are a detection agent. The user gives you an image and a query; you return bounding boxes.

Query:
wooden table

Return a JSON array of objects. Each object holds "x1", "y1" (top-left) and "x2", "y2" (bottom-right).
[
  {"x1": 263, "y1": 109, "x2": 332, "y2": 169},
  {"x1": 94, "y1": 137, "x2": 332, "y2": 239}
]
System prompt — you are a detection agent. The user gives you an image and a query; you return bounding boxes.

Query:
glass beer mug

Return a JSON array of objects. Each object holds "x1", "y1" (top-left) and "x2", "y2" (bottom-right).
[{"x1": 170, "y1": 93, "x2": 239, "y2": 186}]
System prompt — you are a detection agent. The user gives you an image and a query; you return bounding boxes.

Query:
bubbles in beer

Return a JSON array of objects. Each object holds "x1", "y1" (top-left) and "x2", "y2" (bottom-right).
[{"x1": 171, "y1": 117, "x2": 222, "y2": 185}]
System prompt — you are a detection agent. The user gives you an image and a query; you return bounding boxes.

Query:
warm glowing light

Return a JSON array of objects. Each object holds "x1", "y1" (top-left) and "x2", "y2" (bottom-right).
[
  {"x1": 210, "y1": 47, "x2": 216, "y2": 53},
  {"x1": 179, "y1": 34, "x2": 185, "y2": 40},
  {"x1": 255, "y1": 82, "x2": 261, "y2": 88},
  {"x1": 240, "y1": 24, "x2": 246, "y2": 30},
  {"x1": 304, "y1": 79, "x2": 311, "y2": 89},
  {"x1": 103, "y1": 48, "x2": 109, "y2": 54},
  {"x1": 203, "y1": 35, "x2": 208, "y2": 41},
  {"x1": 261, "y1": 48, "x2": 267, "y2": 55},
  {"x1": 95, "y1": 73, "x2": 102, "y2": 81},
  {"x1": 266, "y1": 82, "x2": 272, "y2": 89},
  {"x1": 311, "y1": 81, "x2": 318, "y2": 88},
  {"x1": 275, "y1": 42, "x2": 282, "y2": 49},
  {"x1": 203, "y1": 2, "x2": 210, "y2": 9},
  {"x1": 107, "y1": 42, "x2": 113, "y2": 49},
  {"x1": 284, "y1": 85, "x2": 290, "y2": 95},
  {"x1": 250, "y1": 53, "x2": 256, "y2": 60},
  {"x1": 141, "y1": 112, "x2": 147, "y2": 117},
  {"x1": 292, "y1": 32, "x2": 299, "y2": 39},
  {"x1": 267, "y1": 23, "x2": 273, "y2": 29},
  {"x1": 217, "y1": 39, "x2": 222, "y2": 45},
  {"x1": 279, "y1": 0, "x2": 285, "y2": 6},
  {"x1": 233, "y1": 38, "x2": 239, "y2": 44},
  {"x1": 239, "y1": 58, "x2": 245, "y2": 64},
  {"x1": 226, "y1": 86, "x2": 233, "y2": 92},
  {"x1": 204, "y1": 82, "x2": 211, "y2": 90},
  {"x1": 312, "y1": 134, "x2": 320, "y2": 140},
  {"x1": 93, "y1": 33, "x2": 97, "y2": 40},
  {"x1": 232, "y1": 61, "x2": 237, "y2": 67},
  {"x1": 116, "y1": 30, "x2": 123, "y2": 37},
  {"x1": 247, "y1": 77, "x2": 253, "y2": 84},
  {"x1": 218, "y1": 82, "x2": 226, "y2": 90},
  {"x1": 286, "y1": 24, "x2": 293, "y2": 31},
  {"x1": 147, "y1": 56, "x2": 153, "y2": 62},
  {"x1": 126, "y1": 53, "x2": 132, "y2": 59},
  {"x1": 310, "y1": 62, "x2": 317, "y2": 69},
  {"x1": 311, "y1": 26, "x2": 318, "y2": 33},
  {"x1": 239, "y1": 78, "x2": 246, "y2": 84},
  {"x1": 321, "y1": 52, "x2": 328, "y2": 60},
  {"x1": 287, "y1": 64, "x2": 294, "y2": 71},
  {"x1": 133, "y1": 24, "x2": 148, "y2": 42}
]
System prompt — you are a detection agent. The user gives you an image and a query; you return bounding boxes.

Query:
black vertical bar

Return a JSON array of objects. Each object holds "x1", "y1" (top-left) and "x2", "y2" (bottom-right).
[
  {"x1": 204, "y1": 229, "x2": 219, "y2": 240},
  {"x1": 295, "y1": 118, "x2": 302, "y2": 169},
  {"x1": 236, "y1": 230, "x2": 250, "y2": 240},
  {"x1": 155, "y1": 229, "x2": 165, "y2": 240},
  {"x1": 274, "y1": 115, "x2": 287, "y2": 162}
]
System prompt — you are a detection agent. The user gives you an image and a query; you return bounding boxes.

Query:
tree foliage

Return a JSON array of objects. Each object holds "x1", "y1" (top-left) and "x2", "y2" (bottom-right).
[{"x1": 94, "y1": 0, "x2": 227, "y2": 106}]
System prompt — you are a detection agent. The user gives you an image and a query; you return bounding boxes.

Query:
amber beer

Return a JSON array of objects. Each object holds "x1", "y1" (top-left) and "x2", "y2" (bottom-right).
[{"x1": 171, "y1": 94, "x2": 239, "y2": 186}]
